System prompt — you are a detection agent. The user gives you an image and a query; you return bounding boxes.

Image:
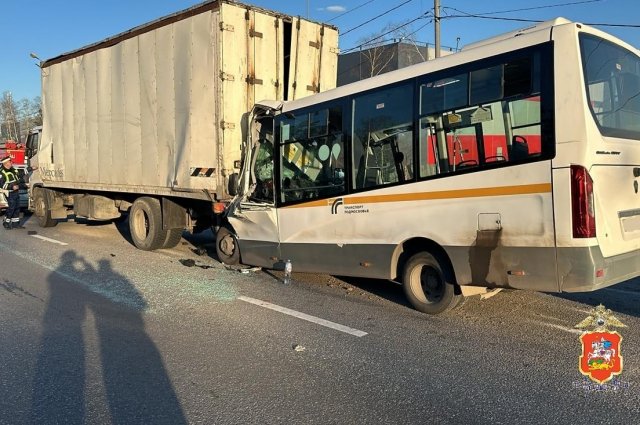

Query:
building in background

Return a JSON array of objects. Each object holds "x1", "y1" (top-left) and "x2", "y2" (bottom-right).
[{"x1": 337, "y1": 40, "x2": 455, "y2": 86}]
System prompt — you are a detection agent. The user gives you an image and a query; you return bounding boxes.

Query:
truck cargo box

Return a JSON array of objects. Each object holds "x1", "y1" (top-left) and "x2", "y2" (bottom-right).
[{"x1": 37, "y1": 0, "x2": 338, "y2": 200}]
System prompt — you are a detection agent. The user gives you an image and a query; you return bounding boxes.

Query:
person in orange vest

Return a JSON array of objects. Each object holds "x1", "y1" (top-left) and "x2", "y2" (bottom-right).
[{"x1": 1, "y1": 156, "x2": 26, "y2": 229}]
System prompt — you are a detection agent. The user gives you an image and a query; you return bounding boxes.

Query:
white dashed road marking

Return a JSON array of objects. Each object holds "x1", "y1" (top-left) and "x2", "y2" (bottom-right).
[
  {"x1": 530, "y1": 320, "x2": 583, "y2": 335},
  {"x1": 238, "y1": 296, "x2": 368, "y2": 337},
  {"x1": 30, "y1": 235, "x2": 68, "y2": 246}
]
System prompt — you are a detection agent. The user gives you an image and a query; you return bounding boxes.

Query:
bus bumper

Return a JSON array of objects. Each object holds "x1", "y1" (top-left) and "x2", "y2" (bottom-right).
[{"x1": 558, "y1": 246, "x2": 640, "y2": 292}]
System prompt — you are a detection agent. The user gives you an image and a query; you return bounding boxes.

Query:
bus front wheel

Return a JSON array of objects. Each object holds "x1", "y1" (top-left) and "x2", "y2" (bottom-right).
[
  {"x1": 403, "y1": 252, "x2": 462, "y2": 314},
  {"x1": 216, "y1": 226, "x2": 240, "y2": 265}
]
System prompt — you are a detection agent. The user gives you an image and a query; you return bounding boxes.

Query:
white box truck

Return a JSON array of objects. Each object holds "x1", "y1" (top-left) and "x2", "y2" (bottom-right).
[{"x1": 28, "y1": 0, "x2": 338, "y2": 250}]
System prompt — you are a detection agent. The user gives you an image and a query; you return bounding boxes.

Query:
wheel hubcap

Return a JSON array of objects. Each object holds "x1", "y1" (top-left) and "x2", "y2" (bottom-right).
[
  {"x1": 419, "y1": 266, "x2": 444, "y2": 302},
  {"x1": 219, "y1": 235, "x2": 235, "y2": 256},
  {"x1": 133, "y1": 210, "x2": 150, "y2": 239},
  {"x1": 36, "y1": 199, "x2": 45, "y2": 217}
]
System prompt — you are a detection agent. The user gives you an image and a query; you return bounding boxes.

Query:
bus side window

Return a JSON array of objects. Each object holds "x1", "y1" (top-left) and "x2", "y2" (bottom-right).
[
  {"x1": 279, "y1": 106, "x2": 346, "y2": 204},
  {"x1": 351, "y1": 83, "x2": 414, "y2": 190}
]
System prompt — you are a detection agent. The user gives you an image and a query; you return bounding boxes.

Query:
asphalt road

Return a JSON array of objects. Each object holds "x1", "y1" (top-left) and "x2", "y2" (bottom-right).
[{"x1": 1, "y1": 214, "x2": 639, "y2": 424}]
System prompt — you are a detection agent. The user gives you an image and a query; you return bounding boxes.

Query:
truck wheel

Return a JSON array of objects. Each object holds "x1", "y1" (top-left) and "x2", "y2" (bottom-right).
[
  {"x1": 216, "y1": 226, "x2": 240, "y2": 265},
  {"x1": 161, "y1": 228, "x2": 183, "y2": 249},
  {"x1": 403, "y1": 252, "x2": 462, "y2": 314},
  {"x1": 129, "y1": 197, "x2": 167, "y2": 251},
  {"x1": 33, "y1": 188, "x2": 57, "y2": 228}
]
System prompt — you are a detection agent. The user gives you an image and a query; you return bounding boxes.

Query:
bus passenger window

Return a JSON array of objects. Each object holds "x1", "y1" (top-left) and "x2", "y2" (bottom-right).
[
  {"x1": 421, "y1": 74, "x2": 468, "y2": 115},
  {"x1": 278, "y1": 106, "x2": 345, "y2": 204},
  {"x1": 470, "y1": 65, "x2": 503, "y2": 105},
  {"x1": 352, "y1": 83, "x2": 414, "y2": 190},
  {"x1": 419, "y1": 118, "x2": 442, "y2": 177},
  {"x1": 508, "y1": 97, "x2": 541, "y2": 157}
]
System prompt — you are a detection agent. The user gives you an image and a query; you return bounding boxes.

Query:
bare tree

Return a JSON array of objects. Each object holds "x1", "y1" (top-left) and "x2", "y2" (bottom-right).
[
  {"x1": 19, "y1": 96, "x2": 42, "y2": 132},
  {"x1": 351, "y1": 21, "x2": 429, "y2": 81},
  {"x1": 356, "y1": 25, "x2": 398, "y2": 79},
  {"x1": 0, "y1": 91, "x2": 20, "y2": 141},
  {"x1": 0, "y1": 92, "x2": 42, "y2": 142}
]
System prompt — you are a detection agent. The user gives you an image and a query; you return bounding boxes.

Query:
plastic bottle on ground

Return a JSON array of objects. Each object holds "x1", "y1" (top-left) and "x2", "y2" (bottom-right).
[{"x1": 283, "y1": 259, "x2": 292, "y2": 285}]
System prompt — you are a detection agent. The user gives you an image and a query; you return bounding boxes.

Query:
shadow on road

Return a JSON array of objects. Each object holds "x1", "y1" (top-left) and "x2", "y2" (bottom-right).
[
  {"x1": 554, "y1": 277, "x2": 640, "y2": 319},
  {"x1": 31, "y1": 250, "x2": 186, "y2": 424}
]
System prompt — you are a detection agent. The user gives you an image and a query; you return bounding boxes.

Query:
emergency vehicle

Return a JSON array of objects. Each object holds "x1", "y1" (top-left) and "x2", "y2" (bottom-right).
[{"x1": 0, "y1": 140, "x2": 29, "y2": 213}]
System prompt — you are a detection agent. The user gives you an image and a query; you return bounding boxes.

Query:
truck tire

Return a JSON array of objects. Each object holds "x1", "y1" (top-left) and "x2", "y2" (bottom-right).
[
  {"x1": 33, "y1": 188, "x2": 57, "y2": 228},
  {"x1": 129, "y1": 197, "x2": 167, "y2": 251},
  {"x1": 161, "y1": 228, "x2": 183, "y2": 249},
  {"x1": 216, "y1": 226, "x2": 240, "y2": 265},
  {"x1": 403, "y1": 252, "x2": 462, "y2": 314}
]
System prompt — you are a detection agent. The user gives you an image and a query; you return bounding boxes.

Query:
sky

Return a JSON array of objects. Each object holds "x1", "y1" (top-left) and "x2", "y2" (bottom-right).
[{"x1": 1, "y1": 0, "x2": 639, "y2": 101}]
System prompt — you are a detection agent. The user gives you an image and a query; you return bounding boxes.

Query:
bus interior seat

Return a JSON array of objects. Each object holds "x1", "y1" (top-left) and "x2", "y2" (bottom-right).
[{"x1": 510, "y1": 136, "x2": 529, "y2": 161}]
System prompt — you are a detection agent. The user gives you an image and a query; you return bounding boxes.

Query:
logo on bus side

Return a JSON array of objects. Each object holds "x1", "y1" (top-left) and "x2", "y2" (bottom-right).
[
  {"x1": 329, "y1": 197, "x2": 370, "y2": 215},
  {"x1": 331, "y1": 198, "x2": 343, "y2": 214},
  {"x1": 575, "y1": 304, "x2": 626, "y2": 384}
]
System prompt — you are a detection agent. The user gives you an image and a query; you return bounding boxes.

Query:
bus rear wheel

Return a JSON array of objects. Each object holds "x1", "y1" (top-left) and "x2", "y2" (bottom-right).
[
  {"x1": 403, "y1": 252, "x2": 462, "y2": 314},
  {"x1": 216, "y1": 226, "x2": 240, "y2": 265}
]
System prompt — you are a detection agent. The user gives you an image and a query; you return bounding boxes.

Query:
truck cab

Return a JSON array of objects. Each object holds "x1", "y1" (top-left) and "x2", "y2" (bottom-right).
[{"x1": 24, "y1": 126, "x2": 43, "y2": 210}]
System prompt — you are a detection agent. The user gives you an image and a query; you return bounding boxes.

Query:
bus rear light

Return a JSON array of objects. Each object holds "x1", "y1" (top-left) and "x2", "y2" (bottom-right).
[
  {"x1": 571, "y1": 165, "x2": 596, "y2": 238},
  {"x1": 596, "y1": 269, "x2": 605, "y2": 278}
]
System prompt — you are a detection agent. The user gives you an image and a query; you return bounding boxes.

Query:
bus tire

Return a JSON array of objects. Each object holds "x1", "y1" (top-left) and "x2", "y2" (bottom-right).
[
  {"x1": 216, "y1": 226, "x2": 240, "y2": 265},
  {"x1": 403, "y1": 252, "x2": 462, "y2": 314},
  {"x1": 33, "y1": 188, "x2": 57, "y2": 228},
  {"x1": 129, "y1": 197, "x2": 167, "y2": 251}
]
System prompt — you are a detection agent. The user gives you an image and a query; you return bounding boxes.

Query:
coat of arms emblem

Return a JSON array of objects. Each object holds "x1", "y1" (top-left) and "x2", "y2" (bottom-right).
[{"x1": 575, "y1": 304, "x2": 626, "y2": 384}]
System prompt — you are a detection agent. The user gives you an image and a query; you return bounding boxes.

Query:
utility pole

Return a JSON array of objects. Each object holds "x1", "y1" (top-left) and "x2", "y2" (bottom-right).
[{"x1": 434, "y1": 0, "x2": 441, "y2": 58}]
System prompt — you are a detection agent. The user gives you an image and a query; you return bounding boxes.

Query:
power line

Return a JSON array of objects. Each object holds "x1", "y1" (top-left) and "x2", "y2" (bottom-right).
[
  {"x1": 442, "y1": 0, "x2": 604, "y2": 17},
  {"x1": 441, "y1": 15, "x2": 544, "y2": 24},
  {"x1": 441, "y1": 13, "x2": 640, "y2": 28},
  {"x1": 580, "y1": 22, "x2": 640, "y2": 29},
  {"x1": 440, "y1": 1, "x2": 640, "y2": 28},
  {"x1": 342, "y1": 0, "x2": 415, "y2": 36},
  {"x1": 327, "y1": 0, "x2": 378, "y2": 23},
  {"x1": 342, "y1": 13, "x2": 431, "y2": 54}
]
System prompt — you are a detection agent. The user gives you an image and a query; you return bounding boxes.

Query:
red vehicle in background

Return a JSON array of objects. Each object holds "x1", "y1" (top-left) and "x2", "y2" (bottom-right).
[{"x1": 0, "y1": 139, "x2": 29, "y2": 213}]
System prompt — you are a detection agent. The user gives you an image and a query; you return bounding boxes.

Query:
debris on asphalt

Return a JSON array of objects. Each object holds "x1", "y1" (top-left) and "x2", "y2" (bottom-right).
[
  {"x1": 292, "y1": 344, "x2": 306, "y2": 352},
  {"x1": 179, "y1": 258, "x2": 215, "y2": 270},
  {"x1": 192, "y1": 247, "x2": 208, "y2": 256},
  {"x1": 110, "y1": 253, "x2": 116, "y2": 257},
  {"x1": 239, "y1": 266, "x2": 261, "y2": 274},
  {"x1": 27, "y1": 231, "x2": 37, "y2": 235},
  {"x1": 180, "y1": 259, "x2": 196, "y2": 267}
]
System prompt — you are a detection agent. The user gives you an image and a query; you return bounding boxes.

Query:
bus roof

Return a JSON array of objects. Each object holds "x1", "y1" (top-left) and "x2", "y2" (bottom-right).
[
  {"x1": 266, "y1": 18, "x2": 578, "y2": 114},
  {"x1": 461, "y1": 17, "x2": 572, "y2": 51}
]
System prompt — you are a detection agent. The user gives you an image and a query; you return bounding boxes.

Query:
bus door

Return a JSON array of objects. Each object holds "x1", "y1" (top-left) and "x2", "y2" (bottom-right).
[{"x1": 228, "y1": 114, "x2": 281, "y2": 268}]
